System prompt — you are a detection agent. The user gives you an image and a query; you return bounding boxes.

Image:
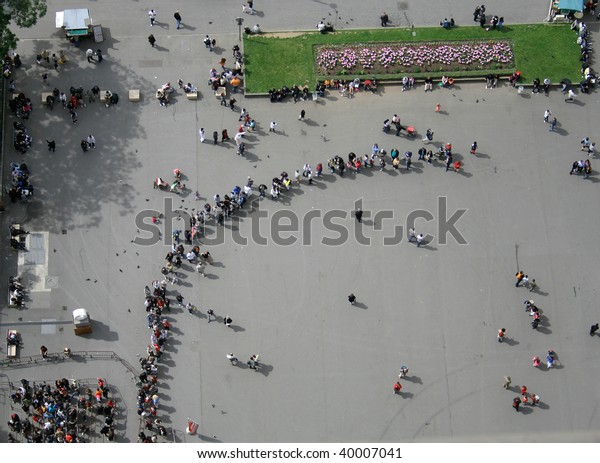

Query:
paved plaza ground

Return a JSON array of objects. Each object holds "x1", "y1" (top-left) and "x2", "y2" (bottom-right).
[{"x1": 2, "y1": 0, "x2": 600, "y2": 445}]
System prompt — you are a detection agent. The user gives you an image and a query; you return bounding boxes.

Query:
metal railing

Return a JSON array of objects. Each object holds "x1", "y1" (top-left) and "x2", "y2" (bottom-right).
[{"x1": 0, "y1": 351, "x2": 140, "y2": 377}]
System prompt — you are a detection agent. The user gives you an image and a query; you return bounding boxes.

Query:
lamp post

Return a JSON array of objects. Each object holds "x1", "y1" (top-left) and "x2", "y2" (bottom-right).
[{"x1": 236, "y1": 17, "x2": 244, "y2": 42}]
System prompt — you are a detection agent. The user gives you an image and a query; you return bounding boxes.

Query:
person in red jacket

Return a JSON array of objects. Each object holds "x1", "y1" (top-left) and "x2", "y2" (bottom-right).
[
  {"x1": 393, "y1": 382, "x2": 402, "y2": 394},
  {"x1": 513, "y1": 397, "x2": 521, "y2": 412}
]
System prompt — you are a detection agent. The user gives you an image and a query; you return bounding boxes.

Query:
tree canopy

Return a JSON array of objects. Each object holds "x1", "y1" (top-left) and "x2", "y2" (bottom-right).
[{"x1": 0, "y1": 0, "x2": 47, "y2": 57}]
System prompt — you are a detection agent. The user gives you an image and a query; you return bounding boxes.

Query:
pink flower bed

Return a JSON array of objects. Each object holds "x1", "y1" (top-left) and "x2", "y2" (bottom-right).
[{"x1": 316, "y1": 41, "x2": 513, "y2": 74}]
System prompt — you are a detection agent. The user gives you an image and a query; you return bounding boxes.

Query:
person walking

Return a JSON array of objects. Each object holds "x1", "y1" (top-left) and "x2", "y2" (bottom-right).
[
  {"x1": 299, "y1": 109, "x2": 305, "y2": 121},
  {"x1": 497, "y1": 328, "x2": 506, "y2": 342},
  {"x1": 355, "y1": 208, "x2": 363, "y2": 223},
  {"x1": 80, "y1": 139, "x2": 89, "y2": 152},
  {"x1": 87, "y1": 134, "x2": 96, "y2": 149},
  {"x1": 174, "y1": 11, "x2": 182, "y2": 29},
  {"x1": 527, "y1": 278, "x2": 537, "y2": 292},
  {"x1": 196, "y1": 261, "x2": 206, "y2": 277},
  {"x1": 86, "y1": 49, "x2": 95, "y2": 63},
  {"x1": 393, "y1": 381, "x2": 402, "y2": 394},
  {"x1": 40, "y1": 345, "x2": 48, "y2": 358},
  {"x1": 565, "y1": 89, "x2": 577, "y2": 102},
  {"x1": 512, "y1": 397, "x2": 521, "y2": 412},
  {"x1": 445, "y1": 156, "x2": 452, "y2": 172},
  {"x1": 204, "y1": 35, "x2": 213, "y2": 51},
  {"x1": 470, "y1": 141, "x2": 478, "y2": 155},
  {"x1": 148, "y1": 34, "x2": 156, "y2": 47},
  {"x1": 380, "y1": 12, "x2": 389, "y2": 27},
  {"x1": 227, "y1": 353, "x2": 238, "y2": 365},
  {"x1": 549, "y1": 117, "x2": 557, "y2": 132},
  {"x1": 316, "y1": 163, "x2": 323, "y2": 177},
  {"x1": 269, "y1": 121, "x2": 277, "y2": 132},
  {"x1": 408, "y1": 228, "x2": 416, "y2": 242},
  {"x1": 207, "y1": 309, "x2": 215, "y2": 323},
  {"x1": 543, "y1": 109, "x2": 551, "y2": 123},
  {"x1": 224, "y1": 316, "x2": 232, "y2": 327},
  {"x1": 590, "y1": 323, "x2": 599, "y2": 336},
  {"x1": 148, "y1": 9, "x2": 157, "y2": 26},
  {"x1": 46, "y1": 140, "x2": 56, "y2": 152},
  {"x1": 96, "y1": 49, "x2": 103, "y2": 63},
  {"x1": 348, "y1": 293, "x2": 356, "y2": 305},
  {"x1": 588, "y1": 142, "x2": 596, "y2": 156},
  {"x1": 416, "y1": 233, "x2": 424, "y2": 247},
  {"x1": 502, "y1": 376, "x2": 512, "y2": 389},
  {"x1": 515, "y1": 270, "x2": 525, "y2": 287},
  {"x1": 199, "y1": 128, "x2": 205, "y2": 143}
]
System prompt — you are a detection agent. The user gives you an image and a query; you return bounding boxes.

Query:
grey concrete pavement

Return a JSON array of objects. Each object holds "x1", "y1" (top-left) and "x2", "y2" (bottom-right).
[{"x1": 2, "y1": 0, "x2": 600, "y2": 446}]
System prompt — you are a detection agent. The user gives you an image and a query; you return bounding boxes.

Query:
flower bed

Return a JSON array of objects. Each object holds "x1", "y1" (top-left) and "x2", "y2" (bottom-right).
[{"x1": 315, "y1": 40, "x2": 514, "y2": 76}]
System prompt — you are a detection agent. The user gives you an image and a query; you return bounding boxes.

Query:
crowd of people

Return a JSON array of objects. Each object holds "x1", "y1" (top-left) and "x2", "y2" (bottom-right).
[{"x1": 7, "y1": 377, "x2": 117, "y2": 442}]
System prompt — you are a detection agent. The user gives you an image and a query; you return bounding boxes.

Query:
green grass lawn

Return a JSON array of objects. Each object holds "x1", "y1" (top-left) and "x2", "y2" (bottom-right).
[{"x1": 243, "y1": 24, "x2": 581, "y2": 93}]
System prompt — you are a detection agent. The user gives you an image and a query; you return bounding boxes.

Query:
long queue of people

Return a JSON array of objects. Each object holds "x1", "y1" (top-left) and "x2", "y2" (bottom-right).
[{"x1": 136, "y1": 278, "x2": 172, "y2": 443}]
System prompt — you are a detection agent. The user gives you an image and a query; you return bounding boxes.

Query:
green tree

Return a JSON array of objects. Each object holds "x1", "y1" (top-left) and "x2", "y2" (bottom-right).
[{"x1": 0, "y1": 0, "x2": 47, "y2": 57}]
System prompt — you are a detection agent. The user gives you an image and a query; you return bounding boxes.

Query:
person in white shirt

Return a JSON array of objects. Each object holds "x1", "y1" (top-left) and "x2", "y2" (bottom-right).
[
  {"x1": 148, "y1": 9, "x2": 157, "y2": 26},
  {"x1": 543, "y1": 109, "x2": 551, "y2": 123},
  {"x1": 588, "y1": 142, "x2": 596, "y2": 156}
]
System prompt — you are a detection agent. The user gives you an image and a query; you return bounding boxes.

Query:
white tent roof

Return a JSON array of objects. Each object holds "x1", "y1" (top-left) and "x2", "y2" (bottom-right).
[{"x1": 55, "y1": 9, "x2": 90, "y2": 29}]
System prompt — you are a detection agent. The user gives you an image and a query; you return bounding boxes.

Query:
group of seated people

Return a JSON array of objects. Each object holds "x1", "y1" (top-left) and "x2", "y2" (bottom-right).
[
  {"x1": 485, "y1": 74, "x2": 499, "y2": 89},
  {"x1": 244, "y1": 24, "x2": 261, "y2": 34},
  {"x1": 177, "y1": 79, "x2": 198, "y2": 93},
  {"x1": 7, "y1": 330, "x2": 20, "y2": 345},
  {"x1": 268, "y1": 85, "x2": 294, "y2": 102},
  {"x1": 208, "y1": 67, "x2": 242, "y2": 92},
  {"x1": 439, "y1": 18, "x2": 455, "y2": 28},
  {"x1": 9, "y1": 92, "x2": 32, "y2": 120},
  {"x1": 401, "y1": 76, "x2": 415, "y2": 91},
  {"x1": 531, "y1": 77, "x2": 551, "y2": 95},
  {"x1": 441, "y1": 75, "x2": 455, "y2": 88},
  {"x1": 580, "y1": 66, "x2": 596, "y2": 93},
  {"x1": 8, "y1": 160, "x2": 33, "y2": 203},
  {"x1": 316, "y1": 20, "x2": 334, "y2": 33},
  {"x1": 13, "y1": 121, "x2": 32, "y2": 153}
]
